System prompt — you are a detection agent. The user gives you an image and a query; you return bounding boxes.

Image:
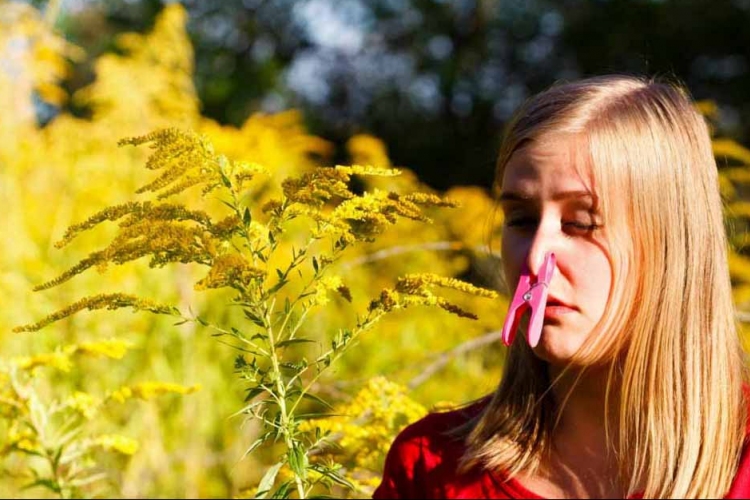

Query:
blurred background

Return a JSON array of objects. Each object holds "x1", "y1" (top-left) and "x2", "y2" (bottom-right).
[
  {"x1": 20, "y1": 0, "x2": 750, "y2": 189},
  {"x1": 3, "y1": 0, "x2": 750, "y2": 498}
]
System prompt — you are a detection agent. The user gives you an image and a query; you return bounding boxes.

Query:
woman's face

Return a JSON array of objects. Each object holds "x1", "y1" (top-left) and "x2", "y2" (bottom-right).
[{"x1": 499, "y1": 134, "x2": 613, "y2": 365}]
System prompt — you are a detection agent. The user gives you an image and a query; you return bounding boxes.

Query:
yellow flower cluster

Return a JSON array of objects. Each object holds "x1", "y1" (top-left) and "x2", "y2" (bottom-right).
[
  {"x1": 200, "y1": 110, "x2": 333, "y2": 179},
  {"x1": 13, "y1": 352, "x2": 73, "y2": 372},
  {"x1": 13, "y1": 294, "x2": 177, "y2": 332},
  {"x1": 109, "y1": 381, "x2": 201, "y2": 403},
  {"x1": 195, "y1": 253, "x2": 265, "y2": 291},
  {"x1": 4, "y1": 422, "x2": 40, "y2": 455},
  {"x1": 301, "y1": 377, "x2": 426, "y2": 494},
  {"x1": 54, "y1": 201, "x2": 213, "y2": 249},
  {"x1": 74, "y1": 4, "x2": 198, "y2": 127},
  {"x1": 312, "y1": 276, "x2": 352, "y2": 306},
  {"x1": 282, "y1": 169, "x2": 355, "y2": 207},
  {"x1": 396, "y1": 273, "x2": 499, "y2": 298},
  {"x1": 314, "y1": 189, "x2": 457, "y2": 244},
  {"x1": 10, "y1": 340, "x2": 134, "y2": 375},
  {"x1": 73, "y1": 339, "x2": 134, "y2": 360},
  {"x1": 118, "y1": 128, "x2": 223, "y2": 199},
  {"x1": 66, "y1": 391, "x2": 101, "y2": 420},
  {"x1": 367, "y1": 272, "x2": 499, "y2": 320},
  {"x1": 90, "y1": 434, "x2": 140, "y2": 455}
]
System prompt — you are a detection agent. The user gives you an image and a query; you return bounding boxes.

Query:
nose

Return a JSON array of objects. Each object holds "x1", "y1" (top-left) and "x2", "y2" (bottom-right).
[{"x1": 525, "y1": 223, "x2": 557, "y2": 281}]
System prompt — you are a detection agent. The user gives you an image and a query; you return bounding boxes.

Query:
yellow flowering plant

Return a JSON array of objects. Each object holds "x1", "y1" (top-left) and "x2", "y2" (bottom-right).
[
  {"x1": 14, "y1": 126, "x2": 500, "y2": 498},
  {"x1": 0, "y1": 339, "x2": 198, "y2": 498}
]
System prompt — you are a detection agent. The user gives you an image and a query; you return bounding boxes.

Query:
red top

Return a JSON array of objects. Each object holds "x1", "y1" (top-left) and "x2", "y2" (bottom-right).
[{"x1": 373, "y1": 401, "x2": 750, "y2": 499}]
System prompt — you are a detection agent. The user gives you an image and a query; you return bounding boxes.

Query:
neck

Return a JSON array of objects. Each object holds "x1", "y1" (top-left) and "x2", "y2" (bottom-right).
[
  {"x1": 548, "y1": 363, "x2": 619, "y2": 444},
  {"x1": 533, "y1": 363, "x2": 625, "y2": 498}
]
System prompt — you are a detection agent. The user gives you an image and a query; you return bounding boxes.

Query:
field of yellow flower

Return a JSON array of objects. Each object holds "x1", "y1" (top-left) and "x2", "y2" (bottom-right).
[{"x1": 4, "y1": 2, "x2": 750, "y2": 498}]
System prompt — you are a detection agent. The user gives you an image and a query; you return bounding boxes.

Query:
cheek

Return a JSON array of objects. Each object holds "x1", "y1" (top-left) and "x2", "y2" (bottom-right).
[{"x1": 574, "y1": 252, "x2": 613, "y2": 310}]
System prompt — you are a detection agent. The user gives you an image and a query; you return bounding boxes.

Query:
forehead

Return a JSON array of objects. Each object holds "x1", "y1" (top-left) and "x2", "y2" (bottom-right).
[{"x1": 500, "y1": 135, "x2": 594, "y2": 197}]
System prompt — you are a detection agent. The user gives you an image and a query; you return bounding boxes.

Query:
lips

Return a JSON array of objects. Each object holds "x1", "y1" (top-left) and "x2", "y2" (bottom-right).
[{"x1": 546, "y1": 295, "x2": 576, "y2": 310}]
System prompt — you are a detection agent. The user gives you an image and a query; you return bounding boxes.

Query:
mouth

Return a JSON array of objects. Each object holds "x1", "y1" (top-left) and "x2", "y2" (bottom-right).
[{"x1": 545, "y1": 296, "x2": 577, "y2": 310}]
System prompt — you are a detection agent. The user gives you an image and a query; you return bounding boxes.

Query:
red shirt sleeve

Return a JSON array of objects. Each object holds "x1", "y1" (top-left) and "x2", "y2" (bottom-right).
[
  {"x1": 372, "y1": 428, "x2": 421, "y2": 499},
  {"x1": 372, "y1": 402, "x2": 490, "y2": 499}
]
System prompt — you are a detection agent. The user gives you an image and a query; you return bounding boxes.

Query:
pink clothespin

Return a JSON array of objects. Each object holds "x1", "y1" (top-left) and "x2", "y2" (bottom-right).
[{"x1": 501, "y1": 252, "x2": 556, "y2": 348}]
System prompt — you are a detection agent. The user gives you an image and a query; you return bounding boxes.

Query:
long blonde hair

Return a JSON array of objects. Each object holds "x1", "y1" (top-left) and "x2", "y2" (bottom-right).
[{"x1": 461, "y1": 75, "x2": 747, "y2": 498}]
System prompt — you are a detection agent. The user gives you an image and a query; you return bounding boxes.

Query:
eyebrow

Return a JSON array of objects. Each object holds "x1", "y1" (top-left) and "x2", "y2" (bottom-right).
[{"x1": 498, "y1": 190, "x2": 595, "y2": 203}]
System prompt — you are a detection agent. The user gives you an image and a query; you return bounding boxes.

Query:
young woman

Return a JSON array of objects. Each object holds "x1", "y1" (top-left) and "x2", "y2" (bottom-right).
[{"x1": 373, "y1": 75, "x2": 750, "y2": 499}]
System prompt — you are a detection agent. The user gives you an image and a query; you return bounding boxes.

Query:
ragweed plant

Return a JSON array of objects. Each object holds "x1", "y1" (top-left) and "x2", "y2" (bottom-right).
[
  {"x1": 0, "y1": 339, "x2": 198, "y2": 498},
  {"x1": 15, "y1": 127, "x2": 499, "y2": 498}
]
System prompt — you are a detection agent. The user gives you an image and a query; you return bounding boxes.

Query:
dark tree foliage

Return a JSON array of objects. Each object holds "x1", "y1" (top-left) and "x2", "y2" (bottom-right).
[{"x1": 50, "y1": 0, "x2": 750, "y2": 190}]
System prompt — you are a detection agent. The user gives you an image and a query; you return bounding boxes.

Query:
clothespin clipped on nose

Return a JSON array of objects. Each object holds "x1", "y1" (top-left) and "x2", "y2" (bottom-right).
[{"x1": 501, "y1": 251, "x2": 556, "y2": 348}]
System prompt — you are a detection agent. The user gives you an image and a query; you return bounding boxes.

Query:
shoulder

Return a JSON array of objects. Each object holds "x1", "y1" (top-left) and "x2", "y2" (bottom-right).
[
  {"x1": 372, "y1": 399, "x2": 488, "y2": 499},
  {"x1": 387, "y1": 399, "x2": 487, "y2": 461}
]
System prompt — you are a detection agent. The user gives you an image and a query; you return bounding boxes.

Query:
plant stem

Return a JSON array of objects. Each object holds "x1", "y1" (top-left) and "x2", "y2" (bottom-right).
[{"x1": 264, "y1": 301, "x2": 306, "y2": 499}]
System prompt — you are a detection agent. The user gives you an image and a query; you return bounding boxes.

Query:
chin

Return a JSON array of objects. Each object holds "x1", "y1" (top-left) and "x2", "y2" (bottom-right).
[{"x1": 528, "y1": 327, "x2": 588, "y2": 367}]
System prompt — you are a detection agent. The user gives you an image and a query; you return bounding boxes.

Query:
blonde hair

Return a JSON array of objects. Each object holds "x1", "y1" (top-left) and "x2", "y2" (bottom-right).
[{"x1": 460, "y1": 75, "x2": 747, "y2": 498}]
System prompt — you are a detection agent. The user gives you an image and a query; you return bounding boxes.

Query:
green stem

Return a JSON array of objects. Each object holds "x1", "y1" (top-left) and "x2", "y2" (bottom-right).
[
  {"x1": 264, "y1": 301, "x2": 306, "y2": 499},
  {"x1": 288, "y1": 310, "x2": 384, "y2": 417}
]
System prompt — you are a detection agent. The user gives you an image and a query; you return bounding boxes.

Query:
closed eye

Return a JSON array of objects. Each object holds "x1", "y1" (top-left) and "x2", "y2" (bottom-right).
[
  {"x1": 563, "y1": 222, "x2": 600, "y2": 237},
  {"x1": 564, "y1": 222, "x2": 599, "y2": 231},
  {"x1": 505, "y1": 219, "x2": 600, "y2": 235}
]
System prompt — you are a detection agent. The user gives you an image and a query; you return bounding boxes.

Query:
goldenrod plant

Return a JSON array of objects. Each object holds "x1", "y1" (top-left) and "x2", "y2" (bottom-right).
[
  {"x1": 14, "y1": 127, "x2": 500, "y2": 498},
  {"x1": 6, "y1": 2, "x2": 750, "y2": 497},
  {"x1": 295, "y1": 377, "x2": 429, "y2": 496},
  {"x1": 0, "y1": 339, "x2": 198, "y2": 498}
]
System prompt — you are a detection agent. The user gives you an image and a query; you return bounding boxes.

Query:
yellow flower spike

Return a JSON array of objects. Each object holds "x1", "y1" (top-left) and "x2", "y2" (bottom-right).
[
  {"x1": 109, "y1": 386, "x2": 133, "y2": 404},
  {"x1": 195, "y1": 253, "x2": 265, "y2": 291},
  {"x1": 129, "y1": 381, "x2": 201, "y2": 401},
  {"x1": 92, "y1": 434, "x2": 139, "y2": 455},
  {"x1": 13, "y1": 293, "x2": 178, "y2": 332},
  {"x1": 66, "y1": 391, "x2": 101, "y2": 420},
  {"x1": 302, "y1": 376, "x2": 426, "y2": 487},
  {"x1": 75, "y1": 339, "x2": 134, "y2": 360},
  {"x1": 12, "y1": 352, "x2": 73, "y2": 372},
  {"x1": 398, "y1": 273, "x2": 500, "y2": 299},
  {"x1": 312, "y1": 276, "x2": 349, "y2": 307},
  {"x1": 334, "y1": 164, "x2": 401, "y2": 177}
]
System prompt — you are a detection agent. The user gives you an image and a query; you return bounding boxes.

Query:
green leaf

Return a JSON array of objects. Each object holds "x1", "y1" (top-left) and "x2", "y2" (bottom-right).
[
  {"x1": 270, "y1": 480, "x2": 295, "y2": 499},
  {"x1": 241, "y1": 430, "x2": 272, "y2": 461},
  {"x1": 268, "y1": 280, "x2": 288, "y2": 294},
  {"x1": 50, "y1": 446, "x2": 63, "y2": 471},
  {"x1": 288, "y1": 445, "x2": 308, "y2": 479},
  {"x1": 276, "y1": 338, "x2": 315, "y2": 348},
  {"x1": 309, "y1": 464, "x2": 355, "y2": 489},
  {"x1": 22, "y1": 478, "x2": 62, "y2": 494},
  {"x1": 299, "y1": 392, "x2": 334, "y2": 411},
  {"x1": 244, "y1": 386, "x2": 266, "y2": 402},
  {"x1": 255, "y1": 462, "x2": 284, "y2": 499},
  {"x1": 234, "y1": 355, "x2": 248, "y2": 369},
  {"x1": 243, "y1": 207, "x2": 252, "y2": 226},
  {"x1": 312, "y1": 256, "x2": 319, "y2": 273},
  {"x1": 294, "y1": 412, "x2": 342, "y2": 420},
  {"x1": 244, "y1": 309, "x2": 265, "y2": 328},
  {"x1": 219, "y1": 199, "x2": 236, "y2": 211},
  {"x1": 219, "y1": 170, "x2": 232, "y2": 189}
]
